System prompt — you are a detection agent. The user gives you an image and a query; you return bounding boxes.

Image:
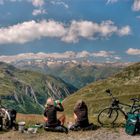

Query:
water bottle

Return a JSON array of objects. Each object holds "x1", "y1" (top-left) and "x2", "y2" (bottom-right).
[{"x1": 54, "y1": 99, "x2": 63, "y2": 106}]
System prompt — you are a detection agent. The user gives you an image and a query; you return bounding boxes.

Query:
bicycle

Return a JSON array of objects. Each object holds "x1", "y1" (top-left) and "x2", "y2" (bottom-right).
[{"x1": 97, "y1": 89, "x2": 140, "y2": 126}]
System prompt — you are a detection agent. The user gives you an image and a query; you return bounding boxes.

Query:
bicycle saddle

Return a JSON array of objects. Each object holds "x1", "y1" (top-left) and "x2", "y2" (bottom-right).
[{"x1": 130, "y1": 98, "x2": 140, "y2": 102}]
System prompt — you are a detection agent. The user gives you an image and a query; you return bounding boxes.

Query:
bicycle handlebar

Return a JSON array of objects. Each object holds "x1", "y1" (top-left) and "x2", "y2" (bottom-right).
[
  {"x1": 105, "y1": 89, "x2": 140, "y2": 105},
  {"x1": 105, "y1": 89, "x2": 116, "y2": 99}
]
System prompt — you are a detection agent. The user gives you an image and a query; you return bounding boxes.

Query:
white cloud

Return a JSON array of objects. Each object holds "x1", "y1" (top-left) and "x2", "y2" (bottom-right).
[
  {"x1": 92, "y1": 51, "x2": 115, "y2": 57},
  {"x1": 62, "y1": 20, "x2": 97, "y2": 43},
  {"x1": 1, "y1": 0, "x2": 69, "y2": 9},
  {"x1": 0, "y1": 20, "x2": 66, "y2": 44},
  {"x1": 0, "y1": 0, "x2": 4, "y2": 5},
  {"x1": 106, "y1": 0, "x2": 118, "y2": 4},
  {"x1": 114, "y1": 56, "x2": 121, "y2": 60},
  {"x1": 126, "y1": 48, "x2": 140, "y2": 55},
  {"x1": 62, "y1": 20, "x2": 131, "y2": 43},
  {"x1": 30, "y1": 0, "x2": 44, "y2": 7},
  {"x1": 32, "y1": 8, "x2": 47, "y2": 16},
  {"x1": 76, "y1": 51, "x2": 90, "y2": 58},
  {"x1": 132, "y1": 0, "x2": 140, "y2": 11},
  {"x1": 0, "y1": 51, "x2": 120, "y2": 63},
  {"x1": 51, "y1": 0, "x2": 69, "y2": 9},
  {"x1": 0, "y1": 20, "x2": 131, "y2": 44},
  {"x1": 0, "y1": 0, "x2": 45, "y2": 7},
  {"x1": 0, "y1": 0, "x2": 25, "y2": 6},
  {"x1": 117, "y1": 26, "x2": 131, "y2": 36}
]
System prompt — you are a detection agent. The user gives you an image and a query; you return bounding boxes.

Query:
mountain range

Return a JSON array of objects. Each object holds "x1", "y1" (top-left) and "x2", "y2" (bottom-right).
[{"x1": 12, "y1": 59, "x2": 130, "y2": 89}]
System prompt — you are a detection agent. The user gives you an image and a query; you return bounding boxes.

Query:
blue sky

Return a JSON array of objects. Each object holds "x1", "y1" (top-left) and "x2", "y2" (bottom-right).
[{"x1": 0, "y1": 0, "x2": 140, "y2": 62}]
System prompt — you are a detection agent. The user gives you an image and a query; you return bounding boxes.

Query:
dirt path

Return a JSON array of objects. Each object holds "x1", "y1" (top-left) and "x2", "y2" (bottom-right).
[{"x1": 0, "y1": 128, "x2": 140, "y2": 140}]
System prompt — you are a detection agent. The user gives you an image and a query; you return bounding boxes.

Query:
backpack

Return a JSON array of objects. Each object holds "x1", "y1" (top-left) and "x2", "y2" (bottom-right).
[
  {"x1": 8, "y1": 109, "x2": 17, "y2": 129},
  {"x1": 125, "y1": 113, "x2": 139, "y2": 135}
]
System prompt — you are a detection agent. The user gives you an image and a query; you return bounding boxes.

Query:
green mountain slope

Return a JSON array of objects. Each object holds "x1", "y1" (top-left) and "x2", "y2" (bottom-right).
[
  {"x1": 64, "y1": 62, "x2": 140, "y2": 116},
  {"x1": 0, "y1": 62, "x2": 77, "y2": 114},
  {"x1": 47, "y1": 63, "x2": 123, "y2": 89}
]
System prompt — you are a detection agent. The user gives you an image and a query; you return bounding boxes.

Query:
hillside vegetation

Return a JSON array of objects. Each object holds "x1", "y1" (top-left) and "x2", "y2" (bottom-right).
[
  {"x1": 64, "y1": 62, "x2": 140, "y2": 117},
  {"x1": 0, "y1": 62, "x2": 77, "y2": 114}
]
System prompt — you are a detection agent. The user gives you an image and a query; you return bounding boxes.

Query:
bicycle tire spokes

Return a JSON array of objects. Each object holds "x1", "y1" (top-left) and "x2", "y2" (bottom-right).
[
  {"x1": 97, "y1": 89, "x2": 140, "y2": 126},
  {"x1": 98, "y1": 108, "x2": 118, "y2": 126}
]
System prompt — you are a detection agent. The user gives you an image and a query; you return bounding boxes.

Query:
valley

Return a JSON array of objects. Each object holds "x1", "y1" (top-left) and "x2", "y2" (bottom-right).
[
  {"x1": 12, "y1": 59, "x2": 129, "y2": 89},
  {"x1": 0, "y1": 62, "x2": 77, "y2": 114}
]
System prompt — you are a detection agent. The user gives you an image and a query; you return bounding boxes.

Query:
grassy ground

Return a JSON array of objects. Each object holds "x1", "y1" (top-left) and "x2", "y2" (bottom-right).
[
  {"x1": 1, "y1": 113, "x2": 140, "y2": 140},
  {"x1": 1, "y1": 127, "x2": 140, "y2": 140},
  {"x1": 17, "y1": 114, "x2": 44, "y2": 126}
]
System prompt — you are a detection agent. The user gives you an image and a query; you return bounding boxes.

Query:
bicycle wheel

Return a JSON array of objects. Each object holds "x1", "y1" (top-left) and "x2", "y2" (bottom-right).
[{"x1": 98, "y1": 107, "x2": 119, "y2": 126}]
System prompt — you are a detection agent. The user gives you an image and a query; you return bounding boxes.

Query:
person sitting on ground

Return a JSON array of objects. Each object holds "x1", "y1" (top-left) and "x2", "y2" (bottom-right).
[
  {"x1": 44, "y1": 98, "x2": 68, "y2": 133},
  {"x1": 70, "y1": 100, "x2": 94, "y2": 130}
]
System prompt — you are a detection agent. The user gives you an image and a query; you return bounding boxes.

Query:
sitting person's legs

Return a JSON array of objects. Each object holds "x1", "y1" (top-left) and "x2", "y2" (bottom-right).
[{"x1": 58, "y1": 114, "x2": 66, "y2": 126}]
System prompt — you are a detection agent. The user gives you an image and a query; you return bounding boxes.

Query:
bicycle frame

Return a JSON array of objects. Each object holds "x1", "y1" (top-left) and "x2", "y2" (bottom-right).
[
  {"x1": 110, "y1": 102, "x2": 131, "y2": 119},
  {"x1": 106, "y1": 89, "x2": 140, "y2": 118}
]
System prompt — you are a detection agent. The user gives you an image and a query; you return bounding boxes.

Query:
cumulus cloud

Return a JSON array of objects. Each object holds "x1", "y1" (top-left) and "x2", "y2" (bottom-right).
[
  {"x1": 0, "y1": 20, "x2": 66, "y2": 44},
  {"x1": 0, "y1": 20, "x2": 131, "y2": 44},
  {"x1": 117, "y1": 26, "x2": 131, "y2": 36},
  {"x1": 132, "y1": 0, "x2": 140, "y2": 11},
  {"x1": 32, "y1": 8, "x2": 47, "y2": 16},
  {"x1": 126, "y1": 48, "x2": 140, "y2": 55},
  {"x1": 29, "y1": 0, "x2": 45, "y2": 7},
  {"x1": 0, "y1": 51, "x2": 120, "y2": 63},
  {"x1": 114, "y1": 56, "x2": 121, "y2": 60},
  {"x1": 61, "y1": 20, "x2": 131, "y2": 43},
  {"x1": 76, "y1": 51, "x2": 90, "y2": 58},
  {"x1": 92, "y1": 51, "x2": 115, "y2": 57},
  {"x1": 2, "y1": 0, "x2": 45, "y2": 7},
  {"x1": 51, "y1": 0, "x2": 69, "y2": 9},
  {"x1": 0, "y1": 0, "x2": 22, "y2": 4}
]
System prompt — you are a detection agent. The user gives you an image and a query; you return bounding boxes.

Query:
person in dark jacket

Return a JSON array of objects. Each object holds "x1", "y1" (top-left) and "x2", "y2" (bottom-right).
[
  {"x1": 69, "y1": 100, "x2": 94, "y2": 131},
  {"x1": 73, "y1": 100, "x2": 89, "y2": 128},
  {"x1": 44, "y1": 98, "x2": 65, "y2": 127}
]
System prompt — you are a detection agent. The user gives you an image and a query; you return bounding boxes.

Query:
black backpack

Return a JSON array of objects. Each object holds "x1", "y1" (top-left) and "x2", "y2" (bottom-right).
[{"x1": 8, "y1": 109, "x2": 17, "y2": 128}]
